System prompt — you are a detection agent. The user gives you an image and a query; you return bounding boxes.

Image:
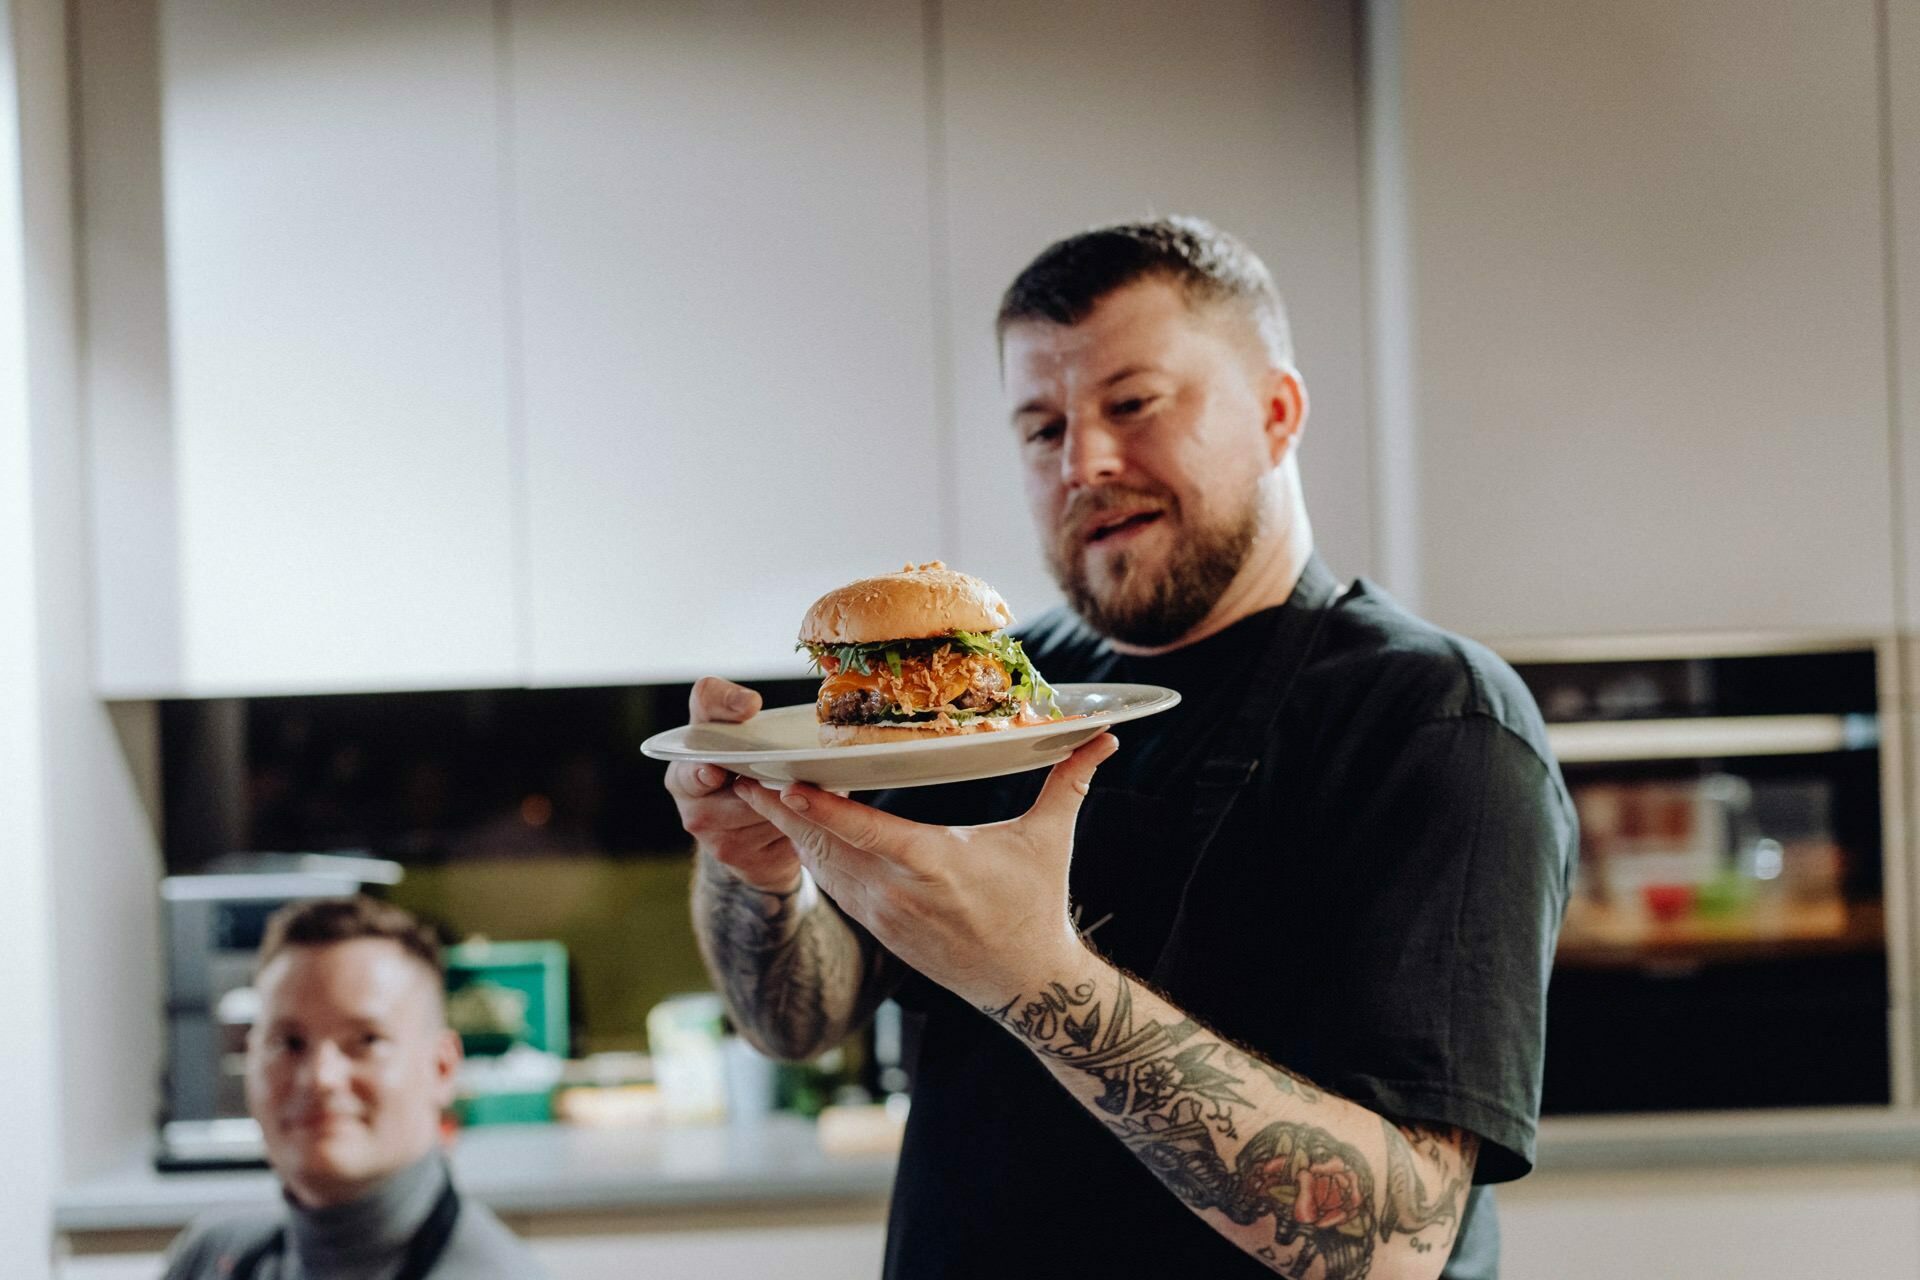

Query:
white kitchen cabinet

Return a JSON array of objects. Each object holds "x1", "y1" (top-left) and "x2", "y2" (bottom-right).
[
  {"x1": 55, "y1": 1259, "x2": 163, "y2": 1280},
  {"x1": 521, "y1": 1220, "x2": 884, "y2": 1279},
  {"x1": 52, "y1": 1221, "x2": 886, "y2": 1280},
  {"x1": 55, "y1": 1167, "x2": 1920, "y2": 1280},
  {"x1": 79, "y1": 1, "x2": 1906, "y2": 687},
  {"x1": 509, "y1": 0, "x2": 943, "y2": 684},
  {"x1": 1498, "y1": 1165, "x2": 1920, "y2": 1280},
  {"x1": 89, "y1": 0, "x2": 522, "y2": 695},
  {"x1": 1892, "y1": 0, "x2": 1920, "y2": 635},
  {"x1": 86, "y1": 0, "x2": 1378, "y2": 694},
  {"x1": 1400, "y1": 0, "x2": 1895, "y2": 640},
  {"x1": 935, "y1": 0, "x2": 1377, "y2": 619}
]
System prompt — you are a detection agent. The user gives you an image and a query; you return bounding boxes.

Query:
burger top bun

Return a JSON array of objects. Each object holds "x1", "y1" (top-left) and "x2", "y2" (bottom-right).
[{"x1": 799, "y1": 561, "x2": 1013, "y2": 645}]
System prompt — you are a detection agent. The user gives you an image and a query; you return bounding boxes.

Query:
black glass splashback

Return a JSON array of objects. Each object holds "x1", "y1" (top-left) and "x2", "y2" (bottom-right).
[{"x1": 160, "y1": 677, "x2": 818, "y2": 869}]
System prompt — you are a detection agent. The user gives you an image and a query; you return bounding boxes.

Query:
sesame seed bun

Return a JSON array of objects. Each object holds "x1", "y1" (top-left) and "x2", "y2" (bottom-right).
[{"x1": 798, "y1": 561, "x2": 1014, "y2": 646}]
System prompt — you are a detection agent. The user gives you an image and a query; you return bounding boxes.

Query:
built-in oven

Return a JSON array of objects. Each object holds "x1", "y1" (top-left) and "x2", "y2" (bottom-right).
[{"x1": 1505, "y1": 638, "x2": 1901, "y2": 1114}]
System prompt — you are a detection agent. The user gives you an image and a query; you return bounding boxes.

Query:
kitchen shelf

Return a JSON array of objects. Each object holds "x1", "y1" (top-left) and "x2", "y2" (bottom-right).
[
  {"x1": 1546, "y1": 714, "x2": 1879, "y2": 764},
  {"x1": 1555, "y1": 902, "x2": 1885, "y2": 970}
]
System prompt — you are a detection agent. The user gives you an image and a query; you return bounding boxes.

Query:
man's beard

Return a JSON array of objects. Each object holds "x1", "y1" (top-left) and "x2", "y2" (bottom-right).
[{"x1": 1047, "y1": 479, "x2": 1261, "y2": 647}]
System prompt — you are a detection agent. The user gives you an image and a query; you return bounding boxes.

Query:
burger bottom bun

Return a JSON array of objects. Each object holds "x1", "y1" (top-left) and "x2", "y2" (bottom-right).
[{"x1": 817, "y1": 717, "x2": 1022, "y2": 747}]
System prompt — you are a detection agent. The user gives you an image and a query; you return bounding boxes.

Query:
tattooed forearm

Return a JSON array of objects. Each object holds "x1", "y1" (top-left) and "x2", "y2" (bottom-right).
[
  {"x1": 691, "y1": 854, "x2": 890, "y2": 1059},
  {"x1": 989, "y1": 965, "x2": 1476, "y2": 1279},
  {"x1": 1225, "y1": 1046, "x2": 1325, "y2": 1104},
  {"x1": 1378, "y1": 1121, "x2": 1476, "y2": 1253}
]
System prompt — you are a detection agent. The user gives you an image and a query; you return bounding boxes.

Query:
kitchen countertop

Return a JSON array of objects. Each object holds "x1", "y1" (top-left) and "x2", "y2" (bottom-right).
[
  {"x1": 1533, "y1": 1106, "x2": 1920, "y2": 1172},
  {"x1": 56, "y1": 1115, "x2": 895, "y2": 1234},
  {"x1": 56, "y1": 1106, "x2": 1920, "y2": 1235}
]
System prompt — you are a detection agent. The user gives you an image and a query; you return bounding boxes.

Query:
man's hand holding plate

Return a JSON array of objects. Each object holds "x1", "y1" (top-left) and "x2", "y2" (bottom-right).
[
  {"x1": 730, "y1": 733, "x2": 1120, "y2": 1010},
  {"x1": 666, "y1": 676, "x2": 804, "y2": 894}
]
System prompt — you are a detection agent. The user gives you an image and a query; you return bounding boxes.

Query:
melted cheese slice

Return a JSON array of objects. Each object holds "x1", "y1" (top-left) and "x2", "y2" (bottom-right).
[{"x1": 820, "y1": 670, "x2": 889, "y2": 699}]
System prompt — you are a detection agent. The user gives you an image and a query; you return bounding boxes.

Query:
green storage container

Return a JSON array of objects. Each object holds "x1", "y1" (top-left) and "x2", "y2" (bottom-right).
[{"x1": 444, "y1": 939, "x2": 569, "y2": 1058}]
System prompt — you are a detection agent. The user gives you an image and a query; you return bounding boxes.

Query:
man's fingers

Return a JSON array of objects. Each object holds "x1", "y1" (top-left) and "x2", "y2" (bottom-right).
[
  {"x1": 731, "y1": 779, "x2": 896, "y2": 886},
  {"x1": 772, "y1": 784, "x2": 925, "y2": 859},
  {"x1": 690, "y1": 676, "x2": 761, "y2": 725},
  {"x1": 1026, "y1": 733, "x2": 1120, "y2": 834},
  {"x1": 672, "y1": 678, "x2": 759, "y2": 800},
  {"x1": 732, "y1": 779, "x2": 848, "y2": 894},
  {"x1": 667, "y1": 759, "x2": 732, "y2": 798}
]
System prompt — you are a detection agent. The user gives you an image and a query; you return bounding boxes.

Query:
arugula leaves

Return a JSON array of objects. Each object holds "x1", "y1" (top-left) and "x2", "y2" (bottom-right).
[
  {"x1": 948, "y1": 629, "x2": 1060, "y2": 716},
  {"x1": 795, "y1": 640, "x2": 898, "y2": 677}
]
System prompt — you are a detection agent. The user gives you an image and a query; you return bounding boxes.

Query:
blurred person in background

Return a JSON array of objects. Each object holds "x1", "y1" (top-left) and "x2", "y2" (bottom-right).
[
  {"x1": 673, "y1": 216, "x2": 1574, "y2": 1280},
  {"x1": 162, "y1": 895, "x2": 542, "y2": 1279}
]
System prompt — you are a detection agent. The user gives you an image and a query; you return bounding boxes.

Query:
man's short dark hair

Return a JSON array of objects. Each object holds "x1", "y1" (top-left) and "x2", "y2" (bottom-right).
[
  {"x1": 996, "y1": 215, "x2": 1293, "y2": 367},
  {"x1": 258, "y1": 894, "x2": 444, "y2": 980}
]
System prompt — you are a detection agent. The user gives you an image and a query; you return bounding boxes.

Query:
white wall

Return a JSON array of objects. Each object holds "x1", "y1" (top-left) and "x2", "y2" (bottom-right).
[
  {"x1": 1891, "y1": 0, "x2": 1920, "y2": 634},
  {"x1": 34, "y1": 0, "x2": 163, "y2": 1183},
  {"x1": 1, "y1": 1, "x2": 71, "y2": 1273},
  {"x1": 6, "y1": 0, "x2": 165, "y2": 1263}
]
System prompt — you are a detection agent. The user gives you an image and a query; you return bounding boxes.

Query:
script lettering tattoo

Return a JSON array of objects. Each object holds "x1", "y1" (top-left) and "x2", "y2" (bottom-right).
[
  {"x1": 693, "y1": 856, "x2": 881, "y2": 1059},
  {"x1": 988, "y1": 970, "x2": 1475, "y2": 1278}
]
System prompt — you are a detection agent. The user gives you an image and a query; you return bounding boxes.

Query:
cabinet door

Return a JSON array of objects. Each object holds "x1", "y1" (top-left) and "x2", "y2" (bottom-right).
[
  {"x1": 511, "y1": 0, "x2": 942, "y2": 684},
  {"x1": 1892, "y1": 0, "x2": 1920, "y2": 634},
  {"x1": 1501, "y1": 1166, "x2": 1920, "y2": 1280},
  {"x1": 1402, "y1": 1, "x2": 1894, "y2": 639},
  {"x1": 525, "y1": 1222, "x2": 884, "y2": 1279},
  {"x1": 146, "y1": 0, "x2": 521, "y2": 694},
  {"x1": 55, "y1": 1257, "x2": 164, "y2": 1280},
  {"x1": 936, "y1": 0, "x2": 1375, "y2": 620}
]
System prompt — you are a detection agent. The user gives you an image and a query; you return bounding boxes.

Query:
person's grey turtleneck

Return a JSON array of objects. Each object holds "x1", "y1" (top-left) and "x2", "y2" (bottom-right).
[
  {"x1": 281, "y1": 1150, "x2": 442, "y2": 1278},
  {"x1": 161, "y1": 1150, "x2": 543, "y2": 1279}
]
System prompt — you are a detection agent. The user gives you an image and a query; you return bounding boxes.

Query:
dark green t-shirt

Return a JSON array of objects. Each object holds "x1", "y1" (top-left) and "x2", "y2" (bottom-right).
[{"x1": 877, "y1": 563, "x2": 1575, "y2": 1280}]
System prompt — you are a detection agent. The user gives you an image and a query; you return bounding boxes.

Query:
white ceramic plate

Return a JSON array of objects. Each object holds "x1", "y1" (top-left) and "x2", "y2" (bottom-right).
[{"x1": 641, "y1": 683, "x2": 1181, "y2": 790}]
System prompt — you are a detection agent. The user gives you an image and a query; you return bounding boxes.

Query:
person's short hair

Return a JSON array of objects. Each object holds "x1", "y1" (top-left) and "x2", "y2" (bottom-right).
[
  {"x1": 257, "y1": 894, "x2": 444, "y2": 981},
  {"x1": 996, "y1": 215, "x2": 1293, "y2": 367}
]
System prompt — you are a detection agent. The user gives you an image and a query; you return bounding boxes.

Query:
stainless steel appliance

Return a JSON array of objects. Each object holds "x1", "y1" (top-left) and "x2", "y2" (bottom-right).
[{"x1": 157, "y1": 854, "x2": 402, "y2": 1170}]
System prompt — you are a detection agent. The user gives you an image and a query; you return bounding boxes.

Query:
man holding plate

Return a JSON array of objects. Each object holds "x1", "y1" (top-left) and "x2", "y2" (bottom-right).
[{"x1": 667, "y1": 217, "x2": 1574, "y2": 1280}]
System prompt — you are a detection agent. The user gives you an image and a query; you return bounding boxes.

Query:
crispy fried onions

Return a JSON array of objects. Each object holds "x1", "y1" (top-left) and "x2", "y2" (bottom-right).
[{"x1": 817, "y1": 647, "x2": 1005, "y2": 716}]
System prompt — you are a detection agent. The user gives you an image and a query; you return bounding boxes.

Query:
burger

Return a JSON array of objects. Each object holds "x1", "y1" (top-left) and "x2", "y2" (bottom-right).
[{"x1": 797, "y1": 562, "x2": 1059, "y2": 746}]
